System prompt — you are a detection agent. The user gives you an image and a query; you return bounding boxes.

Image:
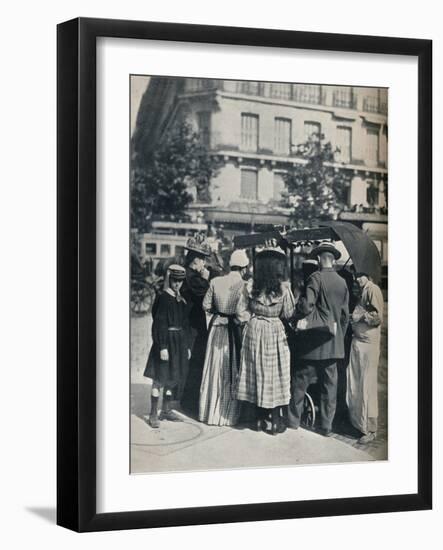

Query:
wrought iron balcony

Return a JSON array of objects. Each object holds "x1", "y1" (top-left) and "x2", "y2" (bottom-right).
[
  {"x1": 332, "y1": 90, "x2": 357, "y2": 109},
  {"x1": 363, "y1": 96, "x2": 388, "y2": 115}
]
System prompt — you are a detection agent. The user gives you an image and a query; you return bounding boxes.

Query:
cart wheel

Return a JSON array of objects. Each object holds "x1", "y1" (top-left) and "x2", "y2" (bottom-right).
[
  {"x1": 301, "y1": 392, "x2": 316, "y2": 428},
  {"x1": 130, "y1": 288, "x2": 144, "y2": 314},
  {"x1": 139, "y1": 288, "x2": 154, "y2": 313}
]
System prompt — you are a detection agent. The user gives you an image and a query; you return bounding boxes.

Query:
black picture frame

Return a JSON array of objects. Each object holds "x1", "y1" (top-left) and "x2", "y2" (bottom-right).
[{"x1": 57, "y1": 17, "x2": 432, "y2": 532}]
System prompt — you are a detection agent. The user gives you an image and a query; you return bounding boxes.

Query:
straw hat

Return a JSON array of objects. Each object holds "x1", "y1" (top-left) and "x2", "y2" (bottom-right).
[
  {"x1": 310, "y1": 241, "x2": 341, "y2": 260},
  {"x1": 184, "y1": 234, "x2": 211, "y2": 257},
  {"x1": 256, "y1": 246, "x2": 286, "y2": 258},
  {"x1": 229, "y1": 249, "x2": 249, "y2": 268}
]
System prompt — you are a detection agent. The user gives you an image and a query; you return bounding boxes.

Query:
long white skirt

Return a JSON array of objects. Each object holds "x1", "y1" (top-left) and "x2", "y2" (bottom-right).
[
  {"x1": 199, "y1": 325, "x2": 241, "y2": 426},
  {"x1": 346, "y1": 331, "x2": 381, "y2": 435}
]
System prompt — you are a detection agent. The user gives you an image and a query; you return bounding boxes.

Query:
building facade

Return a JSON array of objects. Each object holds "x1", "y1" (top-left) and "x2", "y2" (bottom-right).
[{"x1": 133, "y1": 77, "x2": 388, "y2": 235}]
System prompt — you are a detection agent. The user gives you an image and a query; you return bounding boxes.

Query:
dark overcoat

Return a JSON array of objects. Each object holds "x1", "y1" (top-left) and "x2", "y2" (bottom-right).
[
  {"x1": 180, "y1": 267, "x2": 210, "y2": 413},
  {"x1": 143, "y1": 291, "x2": 190, "y2": 397},
  {"x1": 295, "y1": 268, "x2": 349, "y2": 361}
]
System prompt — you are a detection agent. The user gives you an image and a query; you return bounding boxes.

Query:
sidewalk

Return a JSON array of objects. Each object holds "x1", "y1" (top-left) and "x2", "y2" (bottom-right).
[
  {"x1": 130, "y1": 408, "x2": 375, "y2": 474},
  {"x1": 130, "y1": 311, "x2": 386, "y2": 474}
]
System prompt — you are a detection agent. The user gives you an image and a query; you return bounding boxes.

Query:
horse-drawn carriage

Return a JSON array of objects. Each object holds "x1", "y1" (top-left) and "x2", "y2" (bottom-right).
[{"x1": 130, "y1": 253, "x2": 160, "y2": 314}]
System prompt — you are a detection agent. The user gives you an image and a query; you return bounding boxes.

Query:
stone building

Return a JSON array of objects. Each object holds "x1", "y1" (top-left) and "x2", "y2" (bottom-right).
[{"x1": 132, "y1": 77, "x2": 388, "y2": 240}]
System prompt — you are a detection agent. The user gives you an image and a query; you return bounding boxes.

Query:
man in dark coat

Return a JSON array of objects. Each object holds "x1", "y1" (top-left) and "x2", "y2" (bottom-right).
[{"x1": 288, "y1": 242, "x2": 349, "y2": 436}]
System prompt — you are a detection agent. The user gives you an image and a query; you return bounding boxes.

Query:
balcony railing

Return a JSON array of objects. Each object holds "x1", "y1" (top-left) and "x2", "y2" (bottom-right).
[
  {"x1": 363, "y1": 96, "x2": 388, "y2": 115},
  {"x1": 182, "y1": 79, "x2": 388, "y2": 116},
  {"x1": 332, "y1": 90, "x2": 357, "y2": 109},
  {"x1": 292, "y1": 85, "x2": 323, "y2": 105}
]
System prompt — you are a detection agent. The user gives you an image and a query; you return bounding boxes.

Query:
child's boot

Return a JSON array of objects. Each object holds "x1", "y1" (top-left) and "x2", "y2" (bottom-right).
[
  {"x1": 160, "y1": 391, "x2": 182, "y2": 422},
  {"x1": 148, "y1": 395, "x2": 160, "y2": 428}
]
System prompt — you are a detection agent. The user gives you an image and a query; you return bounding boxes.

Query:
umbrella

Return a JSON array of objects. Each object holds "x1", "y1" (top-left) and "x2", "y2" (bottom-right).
[{"x1": 320, "y1": 221, "x2": 382, "y2": 284}]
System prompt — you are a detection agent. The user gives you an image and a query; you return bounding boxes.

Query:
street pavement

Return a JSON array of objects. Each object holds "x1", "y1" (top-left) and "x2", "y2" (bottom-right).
[
  {"x1": 130, "y1": 308, "x2": 388, "y2": 474},
  {"x1": 131, "y1": 407, "x2": 373, "y2": 474}
]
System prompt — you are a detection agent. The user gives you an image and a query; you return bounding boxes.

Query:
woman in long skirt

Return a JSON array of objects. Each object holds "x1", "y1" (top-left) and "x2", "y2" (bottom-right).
[
  {"x1": 236, "y1": 246, "x2": 296, "y2": 435},
  {"x1": 199, "y1": 249, "x2": 250, "y2": 426}
]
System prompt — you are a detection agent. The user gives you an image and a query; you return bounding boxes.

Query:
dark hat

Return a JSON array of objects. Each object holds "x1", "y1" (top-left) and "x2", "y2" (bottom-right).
[
  {"x1": 184, "y1": 234, "x2": 211, "y2": 257},
  {"x1": 256, "y1": 245, "x2": 286, "y2": 258},
  {"x1": 310, "y1": 241, "x2": 341, "y2": 260},
  {"x1": 168, "y1": 264, "x2": 186, "y2": 280}
]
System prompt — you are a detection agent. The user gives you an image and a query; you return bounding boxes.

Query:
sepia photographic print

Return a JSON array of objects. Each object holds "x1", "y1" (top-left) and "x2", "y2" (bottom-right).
[{"x1": 130, "y1": 75, "x2": 388, "y2": 475}]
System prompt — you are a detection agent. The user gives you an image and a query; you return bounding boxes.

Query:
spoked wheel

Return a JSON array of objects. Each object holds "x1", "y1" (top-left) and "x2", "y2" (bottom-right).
[
  {"x1": 140, "y1": 288, "x2": 154, "y2": 313},
  {"x1": 131, "y1": 286, "x2": 154, "y2": 314},
  {"x1": 301, "y1": 391, "x2": 316, "y2": 428}
]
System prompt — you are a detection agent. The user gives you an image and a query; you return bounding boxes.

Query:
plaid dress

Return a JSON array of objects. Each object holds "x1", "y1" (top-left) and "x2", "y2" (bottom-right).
[
  {"x1": 236, "y1": 284, "x2": 296, "y2": 408},
  {"x1": 199, "y1": 272, "x2": 250, "y2": 426}
]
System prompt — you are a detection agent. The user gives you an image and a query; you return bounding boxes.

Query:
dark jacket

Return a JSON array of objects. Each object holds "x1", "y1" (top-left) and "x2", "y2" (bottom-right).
[
  {"x1": 182, "y1": 267, "x2": 210, "y2": 338},
  {"x1": 296, "y1": 268, "x2": 349, "y2": 360}
]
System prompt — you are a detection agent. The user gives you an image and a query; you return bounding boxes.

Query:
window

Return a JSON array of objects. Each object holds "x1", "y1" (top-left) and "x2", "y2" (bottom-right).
[
  {"x1": 175, "y1": 245, "x2": 185, "y2": 257},
  {"x1": 237, "y1": 81, "x2": 260, "y2": 95},
  {"x1": 270, "y1": 83, "x2": 292, "y2": 100},
  {"x1": 292, "y1": 85, "x2": 322, "y2": 104},
  {"x1": 240, "y1": 169, "x2": 258, "y2": 200},
  {"x1": 333, "y1": 87, "x2": 355, "y2": 108},
  {"x1": 363, "y1": 89, "x2": 387, "y2": 114},
  {"x1": 366, "y1": 179, "x2": 379, "y2": 206},
  {"x1": 274, "y1": 118, "x2": 292, "y2": 155},
  {"x1": 304, "y1": 121, "x2": 321, "y2": 142},
  {"x1": 365, "y1": 127, "x2": 379, "y2": 167},
  {"x1": 145, "y1": 243, "x2": 157, "y2": 255},
  {"x1": 273, "y1": 173, "x2": 286, "y2": 200},
  {"x1": 185, "y1": 78, "x2": 214, "y2": 92},
  {"x1": 241, "y1": 114, "x2": 259, "y2": 152},
  {"x1": 160, "y1": 244, "x2": 171, "y2": 256},
  {"x1": 197, "y1": 111, "x2": 211, "y2": 148},
  {"x1": 336, "y1": 126, "x2": 352, "y2": 163},
  {"x1": 379, "y1": 125, "x2": 388, "y2": 166}
]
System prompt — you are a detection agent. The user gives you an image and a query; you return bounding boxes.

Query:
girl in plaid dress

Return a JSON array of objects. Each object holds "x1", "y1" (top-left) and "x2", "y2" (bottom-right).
[{"x1": 236, "y1": 247, "x2": 296, "y2": 435}]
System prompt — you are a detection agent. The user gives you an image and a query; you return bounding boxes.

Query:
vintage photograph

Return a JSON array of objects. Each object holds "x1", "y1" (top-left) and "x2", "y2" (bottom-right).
[{"x1": 130, "y1": 75, "x2": 388, "y2": 474}]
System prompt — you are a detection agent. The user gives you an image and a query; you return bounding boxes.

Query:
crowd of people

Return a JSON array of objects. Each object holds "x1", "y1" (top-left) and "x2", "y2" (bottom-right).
[{"x1": 143, "y1": 233, "x2": 384, "y2": 443}]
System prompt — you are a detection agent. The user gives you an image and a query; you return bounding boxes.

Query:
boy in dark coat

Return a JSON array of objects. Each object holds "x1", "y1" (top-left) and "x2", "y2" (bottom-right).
[{"x1": 144, "y1": 265, "x2": 191, "y2": 428}]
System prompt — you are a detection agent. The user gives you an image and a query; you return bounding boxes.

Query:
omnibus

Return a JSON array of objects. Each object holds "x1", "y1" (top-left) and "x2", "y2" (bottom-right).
[{"x1": 139, "y1": 221, "x2": 208, "y2": 267}]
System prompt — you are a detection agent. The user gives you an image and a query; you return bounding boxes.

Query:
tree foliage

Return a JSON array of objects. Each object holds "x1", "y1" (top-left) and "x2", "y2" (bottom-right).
[
  {"x1": 131, "y1": 122, "x2": 220, "y2": 232},
  {"x1": 282, "y1": 134, "x2": 351, "y2": 228}
]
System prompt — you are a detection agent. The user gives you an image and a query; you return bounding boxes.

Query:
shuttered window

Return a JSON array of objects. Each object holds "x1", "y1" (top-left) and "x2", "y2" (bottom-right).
[
  {"x1": 304, "y1": 121, "x2": 321, "y2": 142},
  {"x1": 270, "y1": 82, "x2": 292, "y2": 100},
  {"x1": 273, "y1": 173, "x2": 286, "y2": 200},
  {"x1": 336, "y1": 126, "x2": 352, "y2": 163},
  {"x1": 240, "y1": 169, "x2": 258, "y2": 200},
  {"x1": 292, "y1": 85, "x2": 322, "y2": 104},
  {"x1": 366, "y1": 127, "x2": 379, "y2": 167},
  {"x1": 274, "y1": 118, "x2": 292, "y2": 155},
  {"x1": 197, "y1": 111, "x2": 211, "y2": 148},
  {"x1": 333, "y1": 87, "x2": 355, "y2": 108},
  {"x1": 241, "y1": 114, "x2": 259, "y2": 152}
]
